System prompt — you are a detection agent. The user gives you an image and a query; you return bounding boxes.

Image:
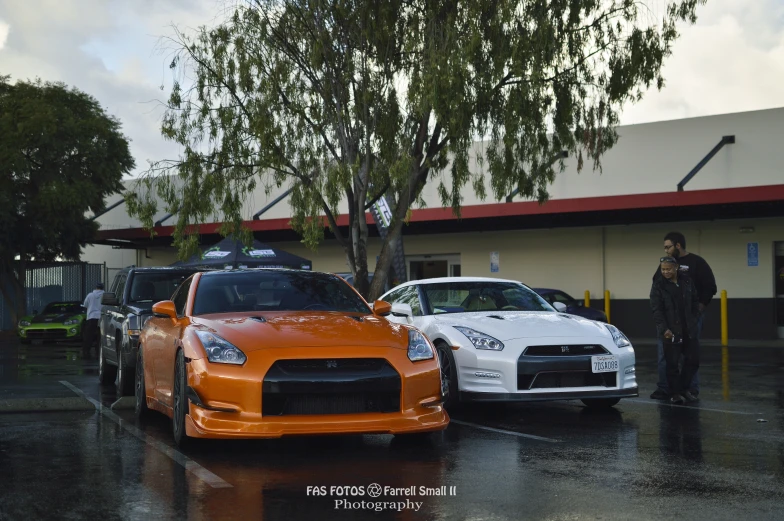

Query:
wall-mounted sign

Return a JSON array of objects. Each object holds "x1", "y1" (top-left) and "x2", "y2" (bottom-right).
[
  {"x1": 490, "y1": 252, "x2": 499, "y2": 273},
  {"x1": 747, "y1": 242, "x2": 759, "y2": 267}
]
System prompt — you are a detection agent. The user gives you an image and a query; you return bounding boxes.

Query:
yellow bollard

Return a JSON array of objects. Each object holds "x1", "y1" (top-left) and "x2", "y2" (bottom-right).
[
  {"x1": 584, "y1": 290, "x2": 590, "y2": 308},
  {"x1": 721, "y1": 346, "x2": 729, "y2": 401},
  {"x1": 721, "y1": 289, "x2": 728, "y2": 346},
  {"x1": 604, "y1": 290, "x2": 611, "y2": 323}
]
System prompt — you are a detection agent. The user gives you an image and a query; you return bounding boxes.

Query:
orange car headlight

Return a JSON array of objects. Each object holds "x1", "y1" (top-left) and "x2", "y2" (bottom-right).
[
  {"x1": 195, "y1": 330, "x2": 247, "y2": 365},
  {"x1": 408, "y1": 330, "x2": 434, "y2": 362}
]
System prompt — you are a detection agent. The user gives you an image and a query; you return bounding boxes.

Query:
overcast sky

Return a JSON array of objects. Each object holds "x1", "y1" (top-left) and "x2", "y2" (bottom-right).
[{"x1": 1, "y1": 0, "x2": 783, "y2": 179}]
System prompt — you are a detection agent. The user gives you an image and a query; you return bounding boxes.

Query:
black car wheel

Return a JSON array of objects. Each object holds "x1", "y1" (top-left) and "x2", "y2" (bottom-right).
[
  {"x1": 435, "y1": 341, "x2": 459, "y2": 410},
  {"x1": 98, "y1": 344, "x2": 117, "y2": 385},
  {"x1": 116, "y1": 346, "x2": 134, "y2": 397},
  {"x1": 581, "y1": 398, "x2": 621, "y2": 409},
  {"x1": 172, "y1": 350, "x2": 191, "y2": 447},
  {"x1": 135, "y1": 348, "x2": 149, "y2": 419}
]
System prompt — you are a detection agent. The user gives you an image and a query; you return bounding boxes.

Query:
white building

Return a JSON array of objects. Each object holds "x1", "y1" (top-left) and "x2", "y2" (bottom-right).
[{"x1": 83, "y1": 107, "x2": 784, "y2": 340}]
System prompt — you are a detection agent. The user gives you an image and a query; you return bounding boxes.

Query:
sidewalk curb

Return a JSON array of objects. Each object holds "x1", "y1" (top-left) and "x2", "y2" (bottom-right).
[{"x1": 0, "y1": 397, "x2": 96, "y2": 413}]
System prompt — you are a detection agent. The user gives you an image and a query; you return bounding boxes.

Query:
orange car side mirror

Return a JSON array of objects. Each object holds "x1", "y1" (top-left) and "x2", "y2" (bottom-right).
[
  {"x1": 152, "y1": 300, "x2": 177, "y2": 320},
  {"x1": 373, "y1": 300, "x2": 392, "y2": 316}
]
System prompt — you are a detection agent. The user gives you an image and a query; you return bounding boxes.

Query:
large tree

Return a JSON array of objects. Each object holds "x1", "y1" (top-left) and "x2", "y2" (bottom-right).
[
  {"x1": 128, "y1": 0, "x2": 706, "y2": 300},
  {"x1": 0, "y1": 76, "x2": 135, "y2": 323}
]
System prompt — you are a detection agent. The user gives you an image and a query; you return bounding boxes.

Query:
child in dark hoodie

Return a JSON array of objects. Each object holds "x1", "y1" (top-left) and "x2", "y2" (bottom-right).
[{"x1": 650, "y1": 256, "x2": 701, "y2": 405}]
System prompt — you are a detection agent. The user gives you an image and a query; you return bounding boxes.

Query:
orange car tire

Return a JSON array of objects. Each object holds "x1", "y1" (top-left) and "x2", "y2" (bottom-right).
[
  {"x1": 172, "y1": 349, "x2": 192, "y2": 447},
  {"x1": 135, "y1": 348, "x2": 150, "y2": 419}
]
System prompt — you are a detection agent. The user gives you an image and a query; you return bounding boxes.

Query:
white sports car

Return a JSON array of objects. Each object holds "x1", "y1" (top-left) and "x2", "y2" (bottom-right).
[{"x1": 379, "y1": 277, "x2": 638, "y2": 409}]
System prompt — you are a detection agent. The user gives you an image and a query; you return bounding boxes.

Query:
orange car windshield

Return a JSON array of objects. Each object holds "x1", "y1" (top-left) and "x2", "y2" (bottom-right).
[{"x1": 191, "y1": 271, "x2": 372, "y2": 315}]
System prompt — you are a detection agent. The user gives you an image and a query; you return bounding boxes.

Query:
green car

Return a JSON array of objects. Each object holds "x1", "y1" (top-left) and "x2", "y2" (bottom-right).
[{"x1": 17, "y1": 301, "x2": 86, "y2": 344}]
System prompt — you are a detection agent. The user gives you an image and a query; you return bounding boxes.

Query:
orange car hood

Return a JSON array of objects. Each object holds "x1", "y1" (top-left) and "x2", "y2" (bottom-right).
[{"x1": 190, "y1": 312, "x2": 410, "y2": 351}]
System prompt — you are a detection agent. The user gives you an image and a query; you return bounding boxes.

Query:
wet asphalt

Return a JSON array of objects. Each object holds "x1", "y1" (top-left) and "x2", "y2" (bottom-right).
[{"x1": 0, "y1": 335, "x2": 783, "y2": 520}]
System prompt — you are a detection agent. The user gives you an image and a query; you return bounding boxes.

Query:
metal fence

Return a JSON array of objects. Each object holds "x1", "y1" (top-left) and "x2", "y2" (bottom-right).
[{"x1": 0, "y1": 261, "x2": 104, "y2": 330}]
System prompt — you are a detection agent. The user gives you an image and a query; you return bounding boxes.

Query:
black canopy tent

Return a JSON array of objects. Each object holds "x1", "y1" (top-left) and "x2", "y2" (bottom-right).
[{"x1": 170, "y1": 238, "x2": 312, "y2": 270}]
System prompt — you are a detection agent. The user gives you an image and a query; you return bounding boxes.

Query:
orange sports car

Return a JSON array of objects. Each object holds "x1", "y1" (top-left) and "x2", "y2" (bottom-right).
[{"x1": 134, "y1": 268, "x2": 449, "y2": 445}]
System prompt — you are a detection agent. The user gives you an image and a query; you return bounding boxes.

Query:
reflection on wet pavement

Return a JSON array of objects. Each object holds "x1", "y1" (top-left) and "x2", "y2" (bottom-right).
[{"x1": 1, "y1": 337, "x2": 783, "y2": 520}]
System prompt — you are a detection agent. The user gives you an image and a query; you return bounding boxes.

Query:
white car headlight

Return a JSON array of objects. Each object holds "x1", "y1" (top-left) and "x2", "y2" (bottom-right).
[
  {"x1": 19, "y1": 320, "x2": 31, "y2": 327},
  {"x1": 604, "y1": 324, "x2": 631, "y2": 348},
  {"x1": 453, "y1": 326, "x2": 504, "y2": 351},
  {"x1": 64, "y1": 318, "x2": 80, "y2": 325},
  {"x1": 195, "y1": 330, "x2": 247, "y2": 365},
  {"x1": 408, "y1": 330, "x2": 434, "y2": 361}
]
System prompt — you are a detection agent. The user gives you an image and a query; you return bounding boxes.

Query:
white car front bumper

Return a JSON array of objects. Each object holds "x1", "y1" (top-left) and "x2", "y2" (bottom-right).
[{"x1": 452, "y1": 337, "x2": 638, "y2": 402}]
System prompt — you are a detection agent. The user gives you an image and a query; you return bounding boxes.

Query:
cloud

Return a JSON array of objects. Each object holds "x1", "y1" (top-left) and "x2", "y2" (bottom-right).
[
  {"x1": 0, "y1": 0, "x2": 220, "y2": 178},
  {"x1": 1, "y1": 0, "x2": 783, "y2": 180},
  {"x1": 0, "y1": 20, "x2": 8, "y2": 50},
  {"x1": 619, "y1": 0, "x2": 784, "y2": 124}
]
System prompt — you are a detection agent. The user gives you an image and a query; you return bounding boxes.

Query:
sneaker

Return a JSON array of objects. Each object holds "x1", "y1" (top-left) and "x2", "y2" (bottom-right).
[
  {"x1": 687, "y1": 389, "x2": 699, "y2": 397},
  {"x1": 669, "y1": 395, "x2": 684, "y2": 405},
  {"x1": 650, "y1": 389, "x2": 669, "y2": 400},
  {"x1": 683, "y1": 391, "x2": 699, "y2": 402}
]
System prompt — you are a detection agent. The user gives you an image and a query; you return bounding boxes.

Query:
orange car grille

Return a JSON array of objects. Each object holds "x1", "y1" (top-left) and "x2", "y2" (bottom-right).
[{"x1": 262, "y1": 358, "x2": 401, "y2": 416}]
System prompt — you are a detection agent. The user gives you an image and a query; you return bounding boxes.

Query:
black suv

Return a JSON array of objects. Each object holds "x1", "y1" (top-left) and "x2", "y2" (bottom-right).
[{"x1": 99, "y1": 266, "x2": 200, "y2": 395}]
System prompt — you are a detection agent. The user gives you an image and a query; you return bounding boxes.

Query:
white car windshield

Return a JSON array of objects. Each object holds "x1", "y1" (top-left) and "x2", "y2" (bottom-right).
[{"x1": 421, "y1": 281, "x2": 554, "y2": 314}]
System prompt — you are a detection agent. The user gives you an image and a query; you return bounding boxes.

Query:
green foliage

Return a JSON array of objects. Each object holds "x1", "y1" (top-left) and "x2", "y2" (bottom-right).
[
  {"x1": 0, "y1": 76, "x2": 134, "y2": 314},
  {"x1": 129, "y1": 0, "x2": 706, "y2": 298}
]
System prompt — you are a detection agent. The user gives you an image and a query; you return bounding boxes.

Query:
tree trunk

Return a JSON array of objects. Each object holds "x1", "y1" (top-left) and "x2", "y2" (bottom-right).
[
  {"x1": 369, "y1": 217, "x2": 406, "y2": 301},
  {"x1": 0, "y1": 258, "x2": 27, "y2": 326},
  {"x1": 14, "y1": 258, "x2": 27, "y2": 323}
]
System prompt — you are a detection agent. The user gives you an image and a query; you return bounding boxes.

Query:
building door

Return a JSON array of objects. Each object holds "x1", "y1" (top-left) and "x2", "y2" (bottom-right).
[
  {"x1": 406, "y1": 254, "x2": 460, "y2": 281},
  {"x1": 775, "y1": 242, "x2": 784, "y2": 339}
]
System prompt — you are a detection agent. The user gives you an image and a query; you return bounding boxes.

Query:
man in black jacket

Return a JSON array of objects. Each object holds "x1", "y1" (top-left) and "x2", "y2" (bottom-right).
[
  {"x1": 651, "y1": 256, "x2": 701, "y2": 405},
  {"x1": 650, "y1": 232, "x2": 717, "y2": 400}
]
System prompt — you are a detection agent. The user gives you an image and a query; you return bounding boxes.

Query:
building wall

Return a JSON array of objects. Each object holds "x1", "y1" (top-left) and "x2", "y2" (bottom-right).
[
  {"x1": 123, "y1": 216, "x2": 783, "y2": 340},
  {"x1": 422, "y1": 107, "x2": 784, "y2": 206},
  {"x1": 87, "y1": 107, "x2": 784, "y2": 233}
]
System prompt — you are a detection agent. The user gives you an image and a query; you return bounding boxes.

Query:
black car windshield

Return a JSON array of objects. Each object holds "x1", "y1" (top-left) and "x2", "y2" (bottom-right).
[
  {"x1": 128, "y1": 272, "x2": 196, "y2": 303},
  {"x1": 42, "y1": 302, "x2": 84, "y2": 314},
  {"x1": 192, "y1": 271, "x2": 371, "y2": 315},
  {"x1": 421, "y1": 281, "x2": 554, "y2": 314}
]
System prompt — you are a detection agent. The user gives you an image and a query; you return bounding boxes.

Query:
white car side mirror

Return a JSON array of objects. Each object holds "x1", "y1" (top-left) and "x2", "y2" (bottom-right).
[
  {"x1": 391, "y1": 303, "x2": 413, "y2": 318},
  {"x1": 553, "y1": 302, "x2": 567, "y2": 312}
]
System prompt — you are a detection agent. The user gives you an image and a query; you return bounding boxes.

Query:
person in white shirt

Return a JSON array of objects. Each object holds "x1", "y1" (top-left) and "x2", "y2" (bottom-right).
[{"x1": 82, "y1": 282, "x2": 104, "y2": 359}]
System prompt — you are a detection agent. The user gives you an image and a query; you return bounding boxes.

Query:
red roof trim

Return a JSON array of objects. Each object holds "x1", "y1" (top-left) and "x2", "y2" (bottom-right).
[{"x1": 96, "y1": 184, "x2": 784, "y2": 241}]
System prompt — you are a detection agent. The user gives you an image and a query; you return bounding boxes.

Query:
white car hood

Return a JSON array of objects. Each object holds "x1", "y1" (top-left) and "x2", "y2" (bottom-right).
[{"x1": 433, "y1": 311, "x2": 610, "y2": 341}]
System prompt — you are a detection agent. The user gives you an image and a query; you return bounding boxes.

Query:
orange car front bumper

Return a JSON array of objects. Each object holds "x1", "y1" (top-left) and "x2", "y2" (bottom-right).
[{"x1": 182, "y1": 346, "x2": 450, "y2": 439}]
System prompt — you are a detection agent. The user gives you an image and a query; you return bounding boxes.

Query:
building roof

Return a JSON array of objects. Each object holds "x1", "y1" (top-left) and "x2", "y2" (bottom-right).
[{"x1": 93, "y1": 183, "x2": 784, "y2": 249}]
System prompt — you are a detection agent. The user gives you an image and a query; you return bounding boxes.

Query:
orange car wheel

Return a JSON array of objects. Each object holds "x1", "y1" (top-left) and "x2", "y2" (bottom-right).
[
  {"x1": 134, "y1": 348, "x2": 149, "y2": 419},
  {"x1": 172, "y1": 350, "x2": 191, "y2": 447}
]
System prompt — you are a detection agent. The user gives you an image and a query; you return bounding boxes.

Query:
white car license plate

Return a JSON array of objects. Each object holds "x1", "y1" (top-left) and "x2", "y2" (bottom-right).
[{"x1": 591, "y1": 355, "x2": 618, "y2": 373}]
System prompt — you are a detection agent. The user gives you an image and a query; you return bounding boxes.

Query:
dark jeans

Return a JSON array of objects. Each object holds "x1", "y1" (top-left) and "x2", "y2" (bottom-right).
[
  {"x1": 664, "y1": 336, "x2": 700, "y2": 397},
  {"x1": 83, "y1": 319, "x2": 99, "y2": 356},
  {"x1": 657, "y1": 314, "x2": 703, "y2": 393}
]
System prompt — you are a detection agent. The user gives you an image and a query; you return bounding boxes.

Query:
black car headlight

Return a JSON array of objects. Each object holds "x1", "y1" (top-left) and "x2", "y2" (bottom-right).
[{"x1": 195, "y1": 330, "x2": 247, "y2": 365}]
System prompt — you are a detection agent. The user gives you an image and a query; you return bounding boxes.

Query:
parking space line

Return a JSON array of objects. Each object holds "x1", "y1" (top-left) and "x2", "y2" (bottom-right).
[
  {"x1": 450, "y1": 419, "x2": 560, "y2": 442},
  {"x1": 59, "y1": 380, "x2": 233, "y2": 489},
  {"x1": 623, "y1": 398, "x2": 762, "y2": 416}
]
